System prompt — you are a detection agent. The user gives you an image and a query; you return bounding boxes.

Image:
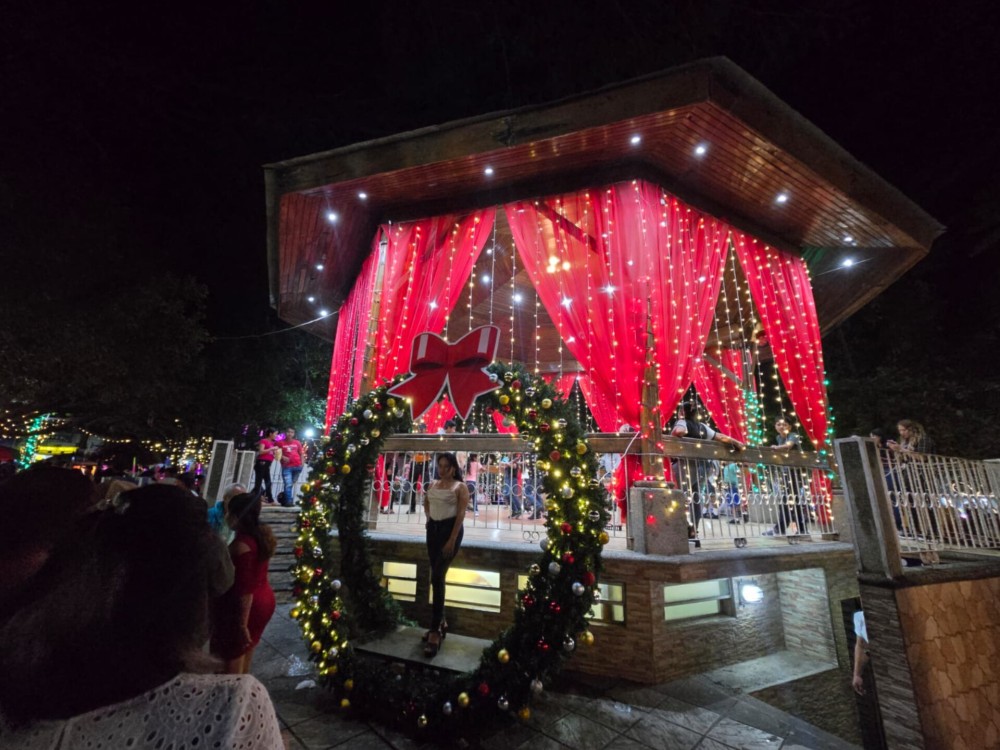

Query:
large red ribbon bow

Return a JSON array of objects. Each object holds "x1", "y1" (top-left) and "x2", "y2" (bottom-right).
[{"x1": 387, "y1": 325, "x2": 501, "y2": 421}]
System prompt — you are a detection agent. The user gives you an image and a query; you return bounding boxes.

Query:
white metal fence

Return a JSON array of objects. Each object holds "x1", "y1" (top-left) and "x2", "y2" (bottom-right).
[
  {"x1": 364, "y1": 434, "x2": 836, "y2": 549},
  {"x1": 880, "y1": 448, "x2": 1000, "y2": 555}
]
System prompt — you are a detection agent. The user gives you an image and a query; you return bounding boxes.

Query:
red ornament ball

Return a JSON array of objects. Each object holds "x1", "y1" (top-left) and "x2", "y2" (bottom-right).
[
  {"x1": 521, "y1": 594, "x2": 536, "y2": 609},
  {"x1": 562, "y1": 553, "x2": 575, "y2": 565},
  {"x1": 501, "y1": 404, "x2": 511, "y2": 413},
  {"x1": 537, "y1": 639, "x2": 550, "y2": 652},
  {"x1": 582, "y1": 571, "x2": 596, "y2": 586},
  {"x1": 331, "y1": 610, "x2": 341, "y2": 621},
  {"x1": 293, "y1": 547, "x2": 304, "y2": 558},
  {"x1": 549, "y1": 450, "x2": 561, "y2": 462},
  {"x1": 477, "y1": 682, "x2": 491, "y2": 697},
  {"x1": 527, "y1": 409, "x2": 538, "y2": 420},
  {"x1": 511, "y1": 379, "x2": 522, "y2": 390},
  {"x1": 350, "y1": 417, "x2": 359, "y2": 426},
  {"x1": 314, "y1": 568, "x2": 323, "y2": 576},
  {"x1": 324, "y1": 465, "x2": 337, "y2": 475},
  {"x1": 302, "y1": 519, "x2": 312, "y2": 528},
  {"x1": 548, "y1": 601, "x2": 561, "y2": 613},
  {"x1": 560, "y1": 522, "x2": 573, "y2": 534},
  {"x1": 540, "y1": 423, "x2": 551, "y2": 433},
  {"x1": 374, "y1": 402, "x2": 383, "y2": 411}
]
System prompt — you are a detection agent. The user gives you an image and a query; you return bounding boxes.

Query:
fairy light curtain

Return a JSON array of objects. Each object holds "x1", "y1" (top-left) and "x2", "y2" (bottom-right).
[
  {"x1": 691, "y1": 348, "x2": 749, "y2": 442},
  {"x1": 505, "y1": 181, "x2": 731, "y2": 433},
  {"x1": 733, "y1": 237, "x2": 830, "y2": 451},
  {"x1": 374, "y1": 210, "x2": 496, "y2": 383},
  {"x1": 324, "y1": 240, "x2": 380, "y2": 428}
]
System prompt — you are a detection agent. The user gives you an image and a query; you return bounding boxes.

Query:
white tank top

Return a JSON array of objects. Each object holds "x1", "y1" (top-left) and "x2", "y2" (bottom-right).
[{"x1": 426, "y1": 483, "x2": 461, "y2": 521}]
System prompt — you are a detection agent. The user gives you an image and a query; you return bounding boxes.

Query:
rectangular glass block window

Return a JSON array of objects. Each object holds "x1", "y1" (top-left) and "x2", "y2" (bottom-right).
[
  {"x1": 382, "y1": 561, "x2": 418, "y2": 602},
  {"x1": 434, "y1": 567, "x2": 502, "y2": 613},
  {"x1": 663, "y1": 579, "x2": 732, "y2": 622}
]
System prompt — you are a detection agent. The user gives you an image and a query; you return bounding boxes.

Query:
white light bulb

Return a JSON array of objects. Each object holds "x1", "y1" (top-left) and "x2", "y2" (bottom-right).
[
  {"x1": 841, "y1": 258, "x2": 855, "y2": 268},
  {"x1": 604, "y1": 285, "x2": 615, "y2": 294},
  {"x1": 315, "y1": 263, "x2": 324, "y2": 271},
  {"x1": 844, "y1": 235, "x2": 853, "y2": 243},
  {"x1": 694, "y1": 143, "x2": 708, "y2": 156},
  {"x1": 741, "y1": 583, "x2": 764, "y2": 603},
  {"x1": 561, "y1": 297, "x2": 572, "y2": 308},
  {"x1": 481, "y1": 274, "x2": 491, "y2": 284},
  {"x1": 513, "y1": 293, "x2": 523, "y2": 303},
  {"x1": 357, "y1": 192, "x2": 367, "y2": 200},
  {"x1": 630, "y1": 134, "x2": 642, "y2": 145},
  {"x1": 775, "y1": 193, "x2": 789, "y2": 204},
  {"x1": 307, "y1": 296, "x2": 316, "y2": 303},
  {"x1": 484, "y1": 166, "x2": 494, "y2": 176},
  {"x1": 326, "y1": 212, "x2": 338, "y2": 223},
  {"x1": 429, "y1": 300, "x2": 438, "y2": 309},
  {"x1": 318, "y1": 309, "x2": 329, "y2": 317}
]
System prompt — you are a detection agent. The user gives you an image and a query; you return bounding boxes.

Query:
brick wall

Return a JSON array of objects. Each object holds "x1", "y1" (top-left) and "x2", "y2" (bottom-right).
[
  {"x1": 327, "y1": 534, "x2": 858, "y2": 684},
  {"x1": 777, "y1": 568, "x2": 837, "y2": 663}
]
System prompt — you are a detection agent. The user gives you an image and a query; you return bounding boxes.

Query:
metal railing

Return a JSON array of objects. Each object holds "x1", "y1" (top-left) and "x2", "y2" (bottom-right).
[
  {"x1": 364, "y1": 434, "x2": 837, "y2": 549},
  {"x1": 880, "y1": 448, "x2": 1000, "y2": 555}
]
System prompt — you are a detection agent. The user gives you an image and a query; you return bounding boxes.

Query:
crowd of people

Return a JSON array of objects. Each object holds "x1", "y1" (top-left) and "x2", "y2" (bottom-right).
[
  {"x1": 0, "y1": 465, "x2": 282, "y2": 747},
  {"x1": 253, "y1": 426, "x2": 307, "y2": 506}
]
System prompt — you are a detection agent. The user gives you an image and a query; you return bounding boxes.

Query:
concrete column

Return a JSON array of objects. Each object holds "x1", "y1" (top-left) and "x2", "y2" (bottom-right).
[{"x1": 627, "y1": 480, "x2": 689, "y2": 555}]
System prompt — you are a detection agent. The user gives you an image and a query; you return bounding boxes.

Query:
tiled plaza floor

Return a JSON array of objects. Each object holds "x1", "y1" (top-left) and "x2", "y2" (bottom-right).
[{"x1": 252, "y1": 605, "x2": 860, "y2": 750}]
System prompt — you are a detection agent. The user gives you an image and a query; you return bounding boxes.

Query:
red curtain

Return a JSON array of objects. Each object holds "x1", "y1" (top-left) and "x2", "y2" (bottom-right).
[
  {"x1": 324, "y1": 238, "x2": 380, "y2": 430},
  {"x1": 423, "y1": 397, "x2": 458, "y2": 432},
  {"x1": 374, "y1": 209, "x2": 496, "y2": 383},
  {"x1": 543, "y1": 372, "x2": 579, "y2": 399},
  {"x1": 691, "y1": 347, "x2": 748, "y2": 442},
  {"x1": 506, "y1": 181, "x2": 731, "y2": 433},
  {"x1": 734, "y1": 237, "x2": 830, "y2": 451},
  {"x1": 576, "y1": 373, "x2": 619, "y2": 431}
]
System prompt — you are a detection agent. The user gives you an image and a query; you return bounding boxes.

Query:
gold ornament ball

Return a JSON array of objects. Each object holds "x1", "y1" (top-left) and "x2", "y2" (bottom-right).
[
  {"x1": 497, "y1": 648, "x2": 510, "y2": 664},
  {"x1": 499, "y1": 394, "x2": 510, "y2": 405},
  {"x1": 598, "y1": 531, "x2": 610, "y2": 545},
  {"x1": 518, "y1": 707, "x2": 532, "y2": 721},
  {"x1": 341, "y1": 464, "x2": 352, "y2": 474},
  {"x1": 581, "y1": 630, "x2": 595, "y2": 646},
  {"x1": 371, "y1": 428, "x2": 381, "y2": 438},
  {"x1": 344, "y1": 679, "x2": 354, "y2": 692},
  {"x1": 387, "y1": 398, "x2": 396, "y2": 408},
  {"x1": 457, "y1": 692, "x2": 470, "y2": 708},
  {"x1": 340, "y1": 698, "x2": 351, "y2": 710},
  {"x1": 575, "y1": 442, "x2": 588, "y2": 455},
  {"x1": 417, "y1": 714, "x2": 428, "y2": 729},
  {"x1": 541, "y1": 398, "x2": 553, "y2": 409},
  {"x1": 297, "y1": 568, "x2": 313, "y2": 583},
  {"x1": 289, "y1": 608, "x2": 301, "y2": 619},
  {"x1": 310, "y1": 640, "x2": 322, "y2": 653}
]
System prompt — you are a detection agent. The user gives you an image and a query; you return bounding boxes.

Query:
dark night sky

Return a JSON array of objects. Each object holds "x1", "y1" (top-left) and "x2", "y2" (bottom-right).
[{"x1": 4, "y1": 1, "x2": 1000, "y2": 337}]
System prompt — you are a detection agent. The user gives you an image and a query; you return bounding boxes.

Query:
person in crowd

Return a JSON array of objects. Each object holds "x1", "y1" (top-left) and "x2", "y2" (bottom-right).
[
  {"x1": 279, "y1": 427, "x2": 304, "y2": 507},
  {"x1": 211, "y1": 492, "x2": 277, "y2": 674},
  {"x1": 253, "y1": 427, "x2": 279, "y2": 503},
  {"x1": 506, "y1": 454, "x2": 543, "y2": 520},
  {"x1": 886, "y1": 419, "x2": 937, "y2": 536},
  {"x1": 764, "y1": 417, "x2": 810, "y2": 536},
  {"x1": 852, "y1": 607, "x2": 870, "y2": 696},
  {"x1": 0, "y1": 484, "x2": 281, "y2": 747},
  {"x1": 886, "y1": 419, "x2": 934, "y2": 454},
  {"x1": 722, "y1": 461, "x2": 745, "y2": 523},
  {"x1": 422, "y1": 453, "x2": 469, "y2": 657},
  {"x1": 670, "y1": 402, "x2": 744, "y2": 537},
  {"x1": 0, "y1": 466, "x2": 99, "y2": 609},
  {"x1": 464, "y1": 452, "x2": 481, "y2": 516},
  {"x1": 208, "y1": 482, "x2": 246, "y2": 540}
]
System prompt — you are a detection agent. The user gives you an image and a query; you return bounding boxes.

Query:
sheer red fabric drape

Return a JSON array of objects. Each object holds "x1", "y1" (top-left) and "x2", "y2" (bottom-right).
[
  {"x1": 505, "y1": 181, "x2": 731, "y2": 433},
  {"x1": 324, "y1": 239, "x2": 380, "y2": 429},
  {"x1": 733, "y1": 237, "x2": 829, "y2": 451},
  {"x1": 691, "y1": 348, "x2": 748, "y2": 442},
  {"x1": 374, "y1": 210, "x2": 496, "y2": 383}
]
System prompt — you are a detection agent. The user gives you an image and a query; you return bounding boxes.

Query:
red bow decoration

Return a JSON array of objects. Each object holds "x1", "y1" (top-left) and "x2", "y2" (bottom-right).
[{"x1": 387, "y1": 325, "x2": 501, "y2": 421}]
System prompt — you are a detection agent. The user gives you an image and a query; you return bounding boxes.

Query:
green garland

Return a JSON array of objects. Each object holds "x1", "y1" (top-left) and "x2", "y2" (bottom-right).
[{"x1": 290, "y1": 363, "x2": 609, "y2": 740}]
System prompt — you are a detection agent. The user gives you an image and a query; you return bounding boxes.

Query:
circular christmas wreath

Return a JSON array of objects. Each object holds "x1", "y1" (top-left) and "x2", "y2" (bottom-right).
[{"x1": 291, "y1": 363, "x2": 609, "y2": 740}]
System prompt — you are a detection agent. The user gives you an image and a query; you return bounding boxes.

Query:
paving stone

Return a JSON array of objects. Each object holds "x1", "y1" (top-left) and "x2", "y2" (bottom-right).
[
  {"x1": 542, "y1": 713, "x2": 621, "y2": 750},
  {"x1": 705, "y1": 717, "x2": 783, "y2": 750}
]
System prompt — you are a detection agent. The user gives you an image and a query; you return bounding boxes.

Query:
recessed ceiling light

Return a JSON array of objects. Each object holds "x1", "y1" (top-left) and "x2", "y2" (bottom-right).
[
  {"x1": 775, "y1": 193, "x2": 789, "y2": 204},
  {"x1": 307, "y1": 296, "x2": 316, "y2": 303},
  {"x1": 357, "y1": 192, "x2": 368, "y2": 200},
  {"x1": 512, "y1": 292, "x2": 523, "y2": 303},
  {"x1": 318, "y1": 309, "x2": 329, "y2": 317},
  {"x1": 694, "y1": 143, "x2": 708, "y2": 156},
  {"x1": 844, "y1": 234, "x2": 854, "y2": 243},
  {"x1": 315, "y1": 263, "x2": 324, "y2": 271},
  {"x1": 484, "y1": 166, "x2": 494, "y2": 176},
  {"x1": 481, "y1": 274, "x2": 491, "y2": 284},
  {"x1": 630, "y1": 134, "x2": 642, "y2": 145},
  {"x1": 326, "y1": 211, "x2": 338, "y2": 222},
  {"x1": 841, "y1": 258, "x2": 855, "y2": 268}
]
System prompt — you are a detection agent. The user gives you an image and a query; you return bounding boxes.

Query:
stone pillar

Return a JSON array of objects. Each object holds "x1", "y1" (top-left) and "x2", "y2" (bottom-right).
[{"x1": 627, "y1": 480, "x2": 689, "y2": 555}]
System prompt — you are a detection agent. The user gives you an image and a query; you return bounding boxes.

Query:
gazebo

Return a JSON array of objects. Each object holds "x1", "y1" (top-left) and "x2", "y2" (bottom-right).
[{"x1": 265, "y1": 57, "x2": 941, "y2": 453}]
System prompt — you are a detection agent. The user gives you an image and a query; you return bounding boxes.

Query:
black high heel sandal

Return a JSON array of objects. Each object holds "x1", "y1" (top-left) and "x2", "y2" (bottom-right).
[{"x1": 423, "y1": 622, "x2": 447, "y2": 658}]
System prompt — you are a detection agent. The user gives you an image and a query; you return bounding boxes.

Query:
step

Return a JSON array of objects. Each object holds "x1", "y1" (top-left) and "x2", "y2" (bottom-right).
[{"x1": 355, "y1": 625, "x2": 491, "y2": 674}]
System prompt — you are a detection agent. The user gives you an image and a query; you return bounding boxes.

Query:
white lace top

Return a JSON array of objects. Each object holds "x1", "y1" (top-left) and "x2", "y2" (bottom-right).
[
  {"x1": 0, "y1": 673, "x2": 282, "y2": 749},
  {"x1": 426, "y1": 482, "x2": 461, "y2": 521}
]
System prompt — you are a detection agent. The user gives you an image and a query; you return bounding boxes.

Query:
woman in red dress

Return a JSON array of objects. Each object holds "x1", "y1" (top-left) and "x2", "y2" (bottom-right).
[{"x1": 211, "y1": 492, "x2": 277, "y2": 674}]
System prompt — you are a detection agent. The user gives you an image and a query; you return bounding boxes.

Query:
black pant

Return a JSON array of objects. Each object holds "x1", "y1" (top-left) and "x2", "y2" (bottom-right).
[
  {"x1": 426, "y1": 518, "x2": 463, "y2": 630},
  {"x1": 253, "y1": 460, "x2": 274, "y2": 501},
  {"x1": 775, "y1": 471, "x2": 808, "y2": 533}
]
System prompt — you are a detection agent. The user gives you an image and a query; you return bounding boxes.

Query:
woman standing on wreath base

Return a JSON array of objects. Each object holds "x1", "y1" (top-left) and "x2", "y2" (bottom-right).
[{"x1": 422, "y1": 452, "x2": 469, "y2": 657}]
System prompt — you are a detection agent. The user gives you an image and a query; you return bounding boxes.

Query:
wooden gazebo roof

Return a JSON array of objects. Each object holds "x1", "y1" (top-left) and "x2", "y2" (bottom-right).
[{"x1": 264, "y1": 57, "x2": 943, "y2": 351}]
